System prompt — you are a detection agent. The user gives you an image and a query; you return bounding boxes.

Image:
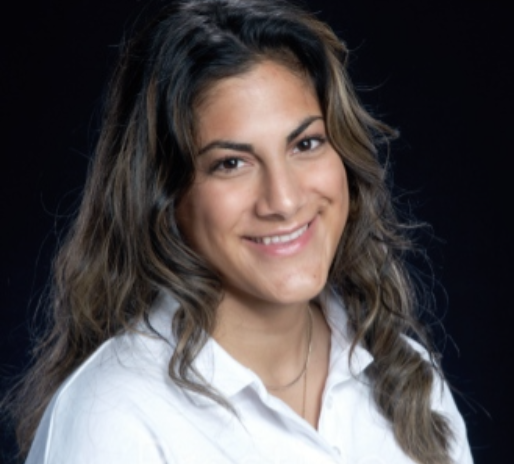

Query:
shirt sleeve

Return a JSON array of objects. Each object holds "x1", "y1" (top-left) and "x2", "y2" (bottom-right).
[
  {"x1": 402, "y1": 335, "x2": 474, "y2": 463},
  {"x1": 432, "y1": 374, "x2": 474, "y2": 464},
  {"x1": 25, "y1": 394, "x2": 173, "y2": 464}
]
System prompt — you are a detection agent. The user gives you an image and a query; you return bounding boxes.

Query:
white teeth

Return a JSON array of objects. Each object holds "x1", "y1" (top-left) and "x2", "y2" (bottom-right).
[{"x1": 254, "y1": 224, "x2": 308, "y2": 245}]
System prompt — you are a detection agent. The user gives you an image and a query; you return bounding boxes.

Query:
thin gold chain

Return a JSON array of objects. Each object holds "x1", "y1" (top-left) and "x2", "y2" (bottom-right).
[{"x1": 301, "y1": 355, "x2": 308, "y2": 419}]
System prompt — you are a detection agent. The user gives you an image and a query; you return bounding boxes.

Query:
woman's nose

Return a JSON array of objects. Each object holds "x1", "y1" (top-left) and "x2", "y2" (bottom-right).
[{"x1": 254, "y1": 161, "x2": 306, "y2": 219}]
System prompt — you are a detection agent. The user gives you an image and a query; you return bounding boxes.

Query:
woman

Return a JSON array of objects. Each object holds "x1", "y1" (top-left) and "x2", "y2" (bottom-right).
[{"x1": 9, "y1": 0, "x2": 472, "y2": 463}]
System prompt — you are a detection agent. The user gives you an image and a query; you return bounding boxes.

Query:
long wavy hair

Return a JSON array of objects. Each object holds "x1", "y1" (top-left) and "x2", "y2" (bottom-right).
[{"x1": 8, "y1": 1, "x2": 453, "y2": 462}]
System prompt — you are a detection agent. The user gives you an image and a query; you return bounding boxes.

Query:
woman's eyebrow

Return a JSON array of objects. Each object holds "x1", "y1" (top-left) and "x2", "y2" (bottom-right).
[
  {"x1": 197, "y1": 115, "x2": 323, "y2": 156},
  {"x1": 286, "y1": 115, "x2": 323, "y2": 144},
  {"x1": 198, "y1": 140, "x2": 255, "y2": 156}
]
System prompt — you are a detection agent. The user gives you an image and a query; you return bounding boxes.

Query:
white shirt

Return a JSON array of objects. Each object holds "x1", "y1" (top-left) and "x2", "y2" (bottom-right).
[{"x1": 26, "y1": 291, "x2": 473, "y2": 464}]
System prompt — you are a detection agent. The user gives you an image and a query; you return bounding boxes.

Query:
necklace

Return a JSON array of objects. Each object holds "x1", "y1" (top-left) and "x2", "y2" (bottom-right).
[
  {"x1": 301, "y1": 355, "x2": 308, "y2": 419},
  {"x1": 265, "y1": 305, "x2": 313, "y2": 392}
]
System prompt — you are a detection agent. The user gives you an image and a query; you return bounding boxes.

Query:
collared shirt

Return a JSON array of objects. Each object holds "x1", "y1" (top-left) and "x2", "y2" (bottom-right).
[{"x1": 26, "y1": 292, "x2": 473, "y2": 464}]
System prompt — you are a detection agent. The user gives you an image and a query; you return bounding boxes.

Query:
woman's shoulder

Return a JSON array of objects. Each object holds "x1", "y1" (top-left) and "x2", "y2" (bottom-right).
[
  {"x1": 55, "y1": 329, "x2": 175, "y2": 407},
  {"x1": 26, "y1": 296, "x2": 186, "y2": 463},
  {"x1": 54, "y1": 294, "x2": 180, "y2": 407},
  {"x1": 400, "y1": 334, "x2": 474, "y2": 463}
]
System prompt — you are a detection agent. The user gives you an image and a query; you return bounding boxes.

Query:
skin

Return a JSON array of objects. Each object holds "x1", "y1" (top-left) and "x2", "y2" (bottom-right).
[{"x1": 177, "y1": 61, "x2": 349, "y2": 426}]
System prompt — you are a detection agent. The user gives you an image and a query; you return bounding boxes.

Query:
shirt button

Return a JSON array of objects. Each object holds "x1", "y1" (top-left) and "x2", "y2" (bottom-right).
[
  {"x1": 333, "y1": 446, "x2": 341, "y2": 455},
  {"x1": 326, "y1": 397, "x2": 333, "y2": 408}
]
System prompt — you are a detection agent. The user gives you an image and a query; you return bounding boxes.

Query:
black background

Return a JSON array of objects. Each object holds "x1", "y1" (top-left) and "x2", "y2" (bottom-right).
[{"x1": 1, "y1": 1, "x2": 512, "y2": 462}]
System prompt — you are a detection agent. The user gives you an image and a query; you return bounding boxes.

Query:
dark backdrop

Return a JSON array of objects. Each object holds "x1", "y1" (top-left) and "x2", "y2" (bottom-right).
[{"x1": 1, "y1": 1, "x2": 512, "y2": 463}]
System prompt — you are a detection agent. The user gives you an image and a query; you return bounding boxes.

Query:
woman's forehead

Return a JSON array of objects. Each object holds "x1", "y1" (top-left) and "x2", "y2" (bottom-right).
[{"x1": 195, "y1": 60, "x2": 315, "y2": 113}]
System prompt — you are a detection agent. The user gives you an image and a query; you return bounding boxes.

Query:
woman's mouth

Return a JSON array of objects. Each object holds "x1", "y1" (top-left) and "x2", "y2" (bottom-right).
[{"x1": 248, "y1": 223, "x2": 309, "y2": 246}]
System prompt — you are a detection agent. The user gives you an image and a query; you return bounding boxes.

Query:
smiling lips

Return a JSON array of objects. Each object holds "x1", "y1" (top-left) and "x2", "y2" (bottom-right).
[{"x1": 249, "y1": 223, "x2": 309, "y2": 246}]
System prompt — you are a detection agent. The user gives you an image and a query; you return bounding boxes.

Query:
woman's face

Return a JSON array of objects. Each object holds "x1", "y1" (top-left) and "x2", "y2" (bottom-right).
[{"x1": 177, "y1": 60, "x2": 349, "y2": 307}]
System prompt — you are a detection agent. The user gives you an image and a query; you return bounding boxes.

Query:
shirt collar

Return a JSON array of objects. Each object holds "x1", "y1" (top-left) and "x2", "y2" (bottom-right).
[
  {"x1": 147, "y1": 292, "x2": 259, "y2": 405},
  {"x1": 148, "y1": 289, "x2": 374, "y2": 405}
]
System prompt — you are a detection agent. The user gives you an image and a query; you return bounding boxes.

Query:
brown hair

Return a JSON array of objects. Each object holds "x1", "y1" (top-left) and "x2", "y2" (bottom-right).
[{"x1": 7, "y1": 1, "x2": 453, "y2": 462}]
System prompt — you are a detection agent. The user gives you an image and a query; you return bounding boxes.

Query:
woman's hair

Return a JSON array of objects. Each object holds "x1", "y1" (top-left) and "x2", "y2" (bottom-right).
[{"x1": 9, "y1": 0, "x2": 453, "y2": 462}]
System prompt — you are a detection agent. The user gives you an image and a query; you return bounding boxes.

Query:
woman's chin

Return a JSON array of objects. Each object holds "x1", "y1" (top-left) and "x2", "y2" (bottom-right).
[{"x1": 233, "y1": 274, "x2": 328, "y2": 308}]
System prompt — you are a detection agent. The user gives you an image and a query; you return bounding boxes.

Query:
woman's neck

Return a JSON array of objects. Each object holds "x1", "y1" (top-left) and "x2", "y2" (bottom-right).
[{"x1": 212, "y1": 293, "x2": 312, "y2": 388}]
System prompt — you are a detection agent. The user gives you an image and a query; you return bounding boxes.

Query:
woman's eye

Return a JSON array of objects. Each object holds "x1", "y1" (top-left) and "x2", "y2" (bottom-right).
[
  {"x1": 211, "y1": 157, "x2": 245, "y2": 173},
  {"x1": 294, "y1": 137, "x2": 325, "y2": 153}
]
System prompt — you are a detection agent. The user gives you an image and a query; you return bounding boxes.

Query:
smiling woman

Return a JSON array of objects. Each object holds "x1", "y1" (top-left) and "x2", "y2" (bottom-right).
[
  {"x1": 5, "y1": 1, "x2": 473, "y2": 463},
  {"x1": 177, "y1": 61, "x2": 348, "y2": 311}
]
